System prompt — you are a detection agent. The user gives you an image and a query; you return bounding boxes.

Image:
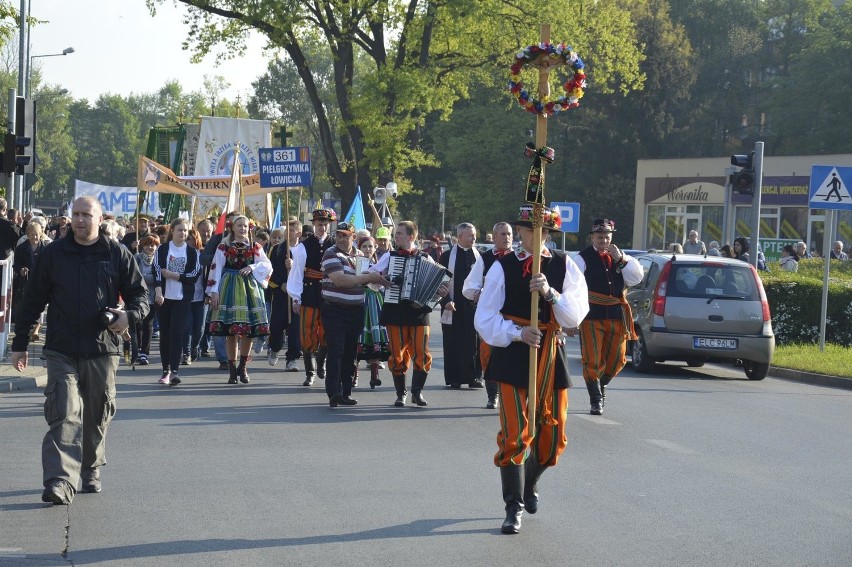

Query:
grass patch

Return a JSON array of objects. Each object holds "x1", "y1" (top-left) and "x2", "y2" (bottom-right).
[{"x1": 772, "y1": 343, "x2": 852, "y2": 378}]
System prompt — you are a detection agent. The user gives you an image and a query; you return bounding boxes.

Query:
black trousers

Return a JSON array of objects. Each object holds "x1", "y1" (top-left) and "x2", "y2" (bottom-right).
[
  {"x1": 158, "y1": 298, "x2": 191, "y2": 372},
  {"x1": 320, "y1": 302, "x2": 363, "y2": 400},
  {"x1": 268, "y1": 287, "x2": 302, "y2": 361}
]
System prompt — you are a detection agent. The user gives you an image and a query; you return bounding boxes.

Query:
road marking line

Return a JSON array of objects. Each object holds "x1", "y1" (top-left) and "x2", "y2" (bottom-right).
[
  {"x1": 645, "y1": 439, "x2": 697, "y2": 455},
  {"x1": 574, "y1": 414, "x2": 622, "y2": 425}
]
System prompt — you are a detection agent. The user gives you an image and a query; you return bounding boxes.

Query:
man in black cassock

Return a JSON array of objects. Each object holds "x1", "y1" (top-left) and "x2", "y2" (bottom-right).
[{"x1": 439, "y1": 222, "x2": 483, "y2": 389}]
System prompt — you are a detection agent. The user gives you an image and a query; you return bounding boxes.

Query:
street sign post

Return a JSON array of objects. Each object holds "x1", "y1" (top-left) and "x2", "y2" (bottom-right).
[
  {"x1": 808, "y1": 165, "x2": 852, "y2": 351},
  {"x1": 258, "y1": 147, "x2": 312, "y2": 189},
  {"x1": 550, "y1": 201, "x2": 580, "y2": 233}
]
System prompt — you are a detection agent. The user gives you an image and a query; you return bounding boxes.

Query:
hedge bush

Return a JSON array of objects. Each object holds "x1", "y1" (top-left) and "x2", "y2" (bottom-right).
[{"x1": 761, "y1": 259, "x2": 852, "y2": 347}]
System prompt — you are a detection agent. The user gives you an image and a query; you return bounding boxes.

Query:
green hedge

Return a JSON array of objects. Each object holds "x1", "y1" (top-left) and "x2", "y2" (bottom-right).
[{"x1": 761, "y1": 259, "x2": 852, "y2": 347}]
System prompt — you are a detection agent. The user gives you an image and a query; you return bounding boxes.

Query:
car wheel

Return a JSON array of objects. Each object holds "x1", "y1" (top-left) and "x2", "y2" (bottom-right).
[
  {"x1": 686, "y1": 357, "x2": 705, "y2": 368},
  {"x1": 631, "y1": 332, "x2": 656, "y2": 373},
  {"x1": 743, "y1": 360, "x2": 769, "y2": 381}
]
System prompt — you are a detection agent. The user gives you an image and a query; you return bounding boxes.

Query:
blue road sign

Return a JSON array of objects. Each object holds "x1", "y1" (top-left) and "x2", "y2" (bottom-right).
[
  {"x1": 259, "y1": 147, "x2": 312, "y2": 189},
  {"x1": 809, "y1": 165, "x2": 852, "y2": 211},
  {"x1": 550, "y1": 201, "x2": 580, "y2": 233}
]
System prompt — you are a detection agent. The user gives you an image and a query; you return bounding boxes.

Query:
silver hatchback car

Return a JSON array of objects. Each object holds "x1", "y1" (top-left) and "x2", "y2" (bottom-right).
[{"x1": 626, "y1": 254, "x2": 775, "y2": 380}]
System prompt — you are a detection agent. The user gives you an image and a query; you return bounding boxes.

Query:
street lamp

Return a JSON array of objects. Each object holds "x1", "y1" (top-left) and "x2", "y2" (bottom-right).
[{"x1": 27, "y1": 47, "x2": 75, "y2": 98}]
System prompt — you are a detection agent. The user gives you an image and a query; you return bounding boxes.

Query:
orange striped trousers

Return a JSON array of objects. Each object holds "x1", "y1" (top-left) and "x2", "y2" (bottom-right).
[
  {"x1": 299, "y1": 305, "x2": 326, "y2": 352},
  {"x1": 578, "y1": 318, "x2": 628, "y2": 384},
  {"x1": 385, "y1": 324, "x2": 432, "y2": 375},
  {"x1": 494, "y1": 382, "x2": 568, "y2": 467}
]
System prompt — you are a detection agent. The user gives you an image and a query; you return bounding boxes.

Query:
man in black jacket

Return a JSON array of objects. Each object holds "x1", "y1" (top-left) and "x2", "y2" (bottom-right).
[
  {"x1": 0, "y1": 197, "x2": 21, "y2": 259},
  {"x1": 11, "y1": 197, "x2": 149, "y2": 505}
]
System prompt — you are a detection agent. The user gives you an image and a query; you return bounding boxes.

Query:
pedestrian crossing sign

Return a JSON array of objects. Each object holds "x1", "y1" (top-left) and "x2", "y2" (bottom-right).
[{"x1": 809, "y1": 165, "x2": 852, "y2": 211}]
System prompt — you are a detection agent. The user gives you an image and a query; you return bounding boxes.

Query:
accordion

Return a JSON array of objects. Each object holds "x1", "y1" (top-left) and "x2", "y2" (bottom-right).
[{"x1": 384, "y1": 255, "x2": 452, "y2": 310}]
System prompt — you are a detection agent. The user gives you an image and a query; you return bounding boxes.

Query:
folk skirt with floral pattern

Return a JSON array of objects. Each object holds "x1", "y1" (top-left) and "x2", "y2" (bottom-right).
[
  {"x1": 357, "y1": 287, "x2": 390, "y2": 361},
  {"x1": 208, "y1": 268, "x2": 270, "y2": 337}
]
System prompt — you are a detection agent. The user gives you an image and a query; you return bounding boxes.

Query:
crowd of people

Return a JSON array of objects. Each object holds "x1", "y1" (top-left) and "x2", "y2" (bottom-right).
[{"x1": 7, "y1": 196, "x2": 850, "y2": 534}]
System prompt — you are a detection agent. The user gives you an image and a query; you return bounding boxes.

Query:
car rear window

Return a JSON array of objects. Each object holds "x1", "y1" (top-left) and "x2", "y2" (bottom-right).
[{"x1": 666, "y1": 262, "x2": 759, "y2": 300}]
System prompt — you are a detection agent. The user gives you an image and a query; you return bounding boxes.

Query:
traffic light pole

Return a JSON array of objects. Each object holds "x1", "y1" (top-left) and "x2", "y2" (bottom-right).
[
  {"x1": 6, "y1": 88, "x2": 15, "y2": 209},
  {"x1": 748, "y1": 141, "x2": 765, "y2": 270}
]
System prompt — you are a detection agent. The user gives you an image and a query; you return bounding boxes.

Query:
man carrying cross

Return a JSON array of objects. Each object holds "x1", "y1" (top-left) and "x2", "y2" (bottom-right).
[{"x1": 475, "y1": 205, "x2": 588, "y2": 534}]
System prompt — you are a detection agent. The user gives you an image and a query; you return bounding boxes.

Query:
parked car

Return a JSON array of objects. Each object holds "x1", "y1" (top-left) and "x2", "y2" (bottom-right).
[{"x1": 626, "y1": 253, "x2": 775, "y2": 380}]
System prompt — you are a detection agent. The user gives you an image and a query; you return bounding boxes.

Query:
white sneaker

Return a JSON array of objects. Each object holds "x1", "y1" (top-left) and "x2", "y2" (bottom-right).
[
  {"x1": 285, "y1": 360, "x2": 299, "y2": 372},
  {"x1": 268, "y1": 350, "x2": 279, "y2": 366},
  {"x1": 157, "y1": 371, "x2": 170, "y2": 384},
  {"x1": 378, "y1": 361, "x2": 386, "y2": 369},
  {"x1": 253, "y1": 339, "x2": 266, "y2": 354}
]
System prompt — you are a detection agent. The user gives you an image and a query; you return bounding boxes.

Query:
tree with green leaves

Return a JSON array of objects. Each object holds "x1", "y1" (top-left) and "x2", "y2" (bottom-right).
[{"x1": 148, "y1": 0, "x2": 645, "y2": 211}]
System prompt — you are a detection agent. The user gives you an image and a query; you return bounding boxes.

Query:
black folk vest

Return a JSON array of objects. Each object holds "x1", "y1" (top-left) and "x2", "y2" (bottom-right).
[
  {"x1": 579, "y1": 246, "x2": 625, "y2": 320},
  {"x1": 485, "y1": 251, "x2": 571, "y2": 390},
  {"x1": 301, "y1": 235, "x2": 333, "y2": 307}
]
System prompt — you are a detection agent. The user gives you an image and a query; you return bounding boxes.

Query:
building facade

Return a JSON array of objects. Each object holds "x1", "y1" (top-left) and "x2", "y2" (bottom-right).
[{"x1": 632, "y1": 154, "x2": 852, "y2": 259}]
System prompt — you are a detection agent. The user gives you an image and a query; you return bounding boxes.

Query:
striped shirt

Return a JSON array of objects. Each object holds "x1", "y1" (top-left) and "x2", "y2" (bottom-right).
[{"x1": 321, "y1": 245, "x2": 366, "y2": 306}]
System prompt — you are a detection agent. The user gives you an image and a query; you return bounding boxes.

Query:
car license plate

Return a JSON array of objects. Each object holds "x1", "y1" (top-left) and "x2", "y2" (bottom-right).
[{"x1": 693, "y1": 337, "x2": 738, "y2": 350}]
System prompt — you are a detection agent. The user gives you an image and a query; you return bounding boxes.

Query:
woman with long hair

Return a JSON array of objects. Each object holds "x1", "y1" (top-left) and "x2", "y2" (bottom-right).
[
  {"x1": 133, "y1": 234, "x2": 161, "y2": 365},
  {"x1": 153, "y1": 218, "x2": 201, "y2": 386},
  {"x1": 206, "y1": 215, "x2": 272, "y2": 384},
  {"x1": 356, "y1": 235, "x2": 390, "y2": 389},
  {"x1": 181, "y1": 227, "x2": 206, "y2": 365}
]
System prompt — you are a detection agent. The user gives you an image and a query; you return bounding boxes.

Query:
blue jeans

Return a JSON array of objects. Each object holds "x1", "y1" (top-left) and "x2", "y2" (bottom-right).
[
  {"x1": 183, "y1": 301, "x2": 205, "y2": 356},
  {"x1": 213, "y1": 335, "x2": 227, "y2": 363}
]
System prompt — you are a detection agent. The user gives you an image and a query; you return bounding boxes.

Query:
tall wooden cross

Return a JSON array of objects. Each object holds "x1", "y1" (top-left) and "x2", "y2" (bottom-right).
[
  {"x1": 274, "y1": 125, "x2": 294, "y2": 147},
  {"x1": 526, "y1": 23, "x2": 564, "y2": 437}
]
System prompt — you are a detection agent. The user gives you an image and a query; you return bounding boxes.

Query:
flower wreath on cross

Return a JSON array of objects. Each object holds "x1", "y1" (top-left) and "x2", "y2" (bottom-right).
[{"x1": 508, "y1": 42, "x2": 586, "y2": 116}]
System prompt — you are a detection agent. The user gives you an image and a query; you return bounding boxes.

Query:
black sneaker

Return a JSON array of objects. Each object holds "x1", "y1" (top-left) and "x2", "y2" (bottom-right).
[
  {"x1": 169, "y1": 373, "x2": 181, "y2": 386},
  {"x1": 339, "y1": 396, "x2": 358, "y2": 406}
]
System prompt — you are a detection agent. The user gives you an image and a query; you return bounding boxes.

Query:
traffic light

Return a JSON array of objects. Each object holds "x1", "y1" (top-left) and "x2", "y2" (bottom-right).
[
  {"x1": 15, "y1": 96, "x2": 35, "y2": 174},
  {"x1": 3, "y1": 133, "x2": 32, "y2": 176},
  {"x1": 730, "y1": 152, "x2": 755, "y2": 195}
]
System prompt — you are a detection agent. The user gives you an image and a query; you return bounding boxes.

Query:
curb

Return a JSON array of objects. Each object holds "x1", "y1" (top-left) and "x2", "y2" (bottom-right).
[
  {"x1": 769, "y1": 366, "x2": 852, "y2": 390},
  {"x1": 0, "y1": 371, "x2": 47, "y2": 393}
]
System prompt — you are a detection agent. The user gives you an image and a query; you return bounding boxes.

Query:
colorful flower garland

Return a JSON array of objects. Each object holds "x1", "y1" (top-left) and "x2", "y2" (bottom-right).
[{"x1": 508, "y1": 42, "x2": 586, "y2": 116}]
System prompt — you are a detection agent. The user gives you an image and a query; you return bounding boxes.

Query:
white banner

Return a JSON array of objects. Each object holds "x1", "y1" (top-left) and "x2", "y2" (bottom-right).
[
  {"x1": 75, "y1": 180, "x2": 165, "y2": 217},
  {"x1": 193, "y1": 116, "x2": 272, "y2": 224}
]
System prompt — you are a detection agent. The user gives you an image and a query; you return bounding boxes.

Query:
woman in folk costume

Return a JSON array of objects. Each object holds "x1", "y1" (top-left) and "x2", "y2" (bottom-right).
[
  {"x1": 206, "y1": 215, "x2": 272, "y2": 384},
  {"x1": 357, "y1": 235, "x2": 390, "y2": 389}
]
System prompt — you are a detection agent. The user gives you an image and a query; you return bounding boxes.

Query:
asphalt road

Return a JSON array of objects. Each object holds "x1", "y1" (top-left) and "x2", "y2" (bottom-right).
[{"x1": 2, "y1": 319, "x2": 851, "y2": 566}]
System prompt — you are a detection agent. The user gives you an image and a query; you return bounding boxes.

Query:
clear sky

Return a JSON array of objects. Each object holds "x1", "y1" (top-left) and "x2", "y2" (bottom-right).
[{"x1": 27, "y1": 0, "x2": 272, "y2": 102}]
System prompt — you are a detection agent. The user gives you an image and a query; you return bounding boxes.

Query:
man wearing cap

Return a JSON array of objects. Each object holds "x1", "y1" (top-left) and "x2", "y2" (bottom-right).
[
  {"x1": 439, "y1": 222, "x2": 482, "y2": 390},
  {"x1": 121, "y1": 214, "x2": 152, "y2": 254},
  {"x1": 320, "y1": 222, "x2": 391, "y2": 406},
  {"x1": 288, "y1": 208, "x2": 335, "y2": 386},
  {"x1": 474, "y1": 204, "x2": 588, "y2": 534},
  {"x1": 572, "y1": 219, "x2": 643, "y2": 415},
  {"x1": 369, "y1": 220, "x2": 449, "y2": 407},
  {"x1": 374, "y1": 226, "x2": 392, "y2": 260},
  {"x1": 463, "y1": 221, "x2": 514, "y2": 409}
]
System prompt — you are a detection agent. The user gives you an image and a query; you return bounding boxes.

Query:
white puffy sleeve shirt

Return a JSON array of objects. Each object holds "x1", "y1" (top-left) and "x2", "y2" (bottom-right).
[{"x1": 474, "y1": 252, "x2": 590, "y2": 348}]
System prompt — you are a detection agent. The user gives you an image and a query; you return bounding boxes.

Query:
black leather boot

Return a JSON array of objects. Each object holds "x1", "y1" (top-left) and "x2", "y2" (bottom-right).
[
  {"x1": 303, "y1": 351, "x2": 316, "y2": 386},
  {"x1": 524, "y1": 458, "x2": 548, "y2": 514},
  {"x1": 393, "y1": 374, "x2": 407, "y2": 407},
  {"x1": 485, "y1": 379, "x2": 499, "y2": 409},
  {"x1": 586, "y1": 380, "x2": 603, "y2": 415},
  {"x1": 600, "y1": 374, "x2": 611, "y2": 407},
  {"x1": 237, "y1": 355, "x2": 250, "y2": 383},
  {"x1": 411, "y1": 370, "x2": 428, "y2": 407},
  {"x1": 500, "y1": 465, "x2": 524, "y2": 534},
  {"x1": 316, "y1": 346, "x2": 327, "y2": 380},
  {"x1": 227, "y1": 360, "x2": 238, "y2": 384},
  {"x1": 369, "y1": 363, "x2": 381, "y2": 389}
]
